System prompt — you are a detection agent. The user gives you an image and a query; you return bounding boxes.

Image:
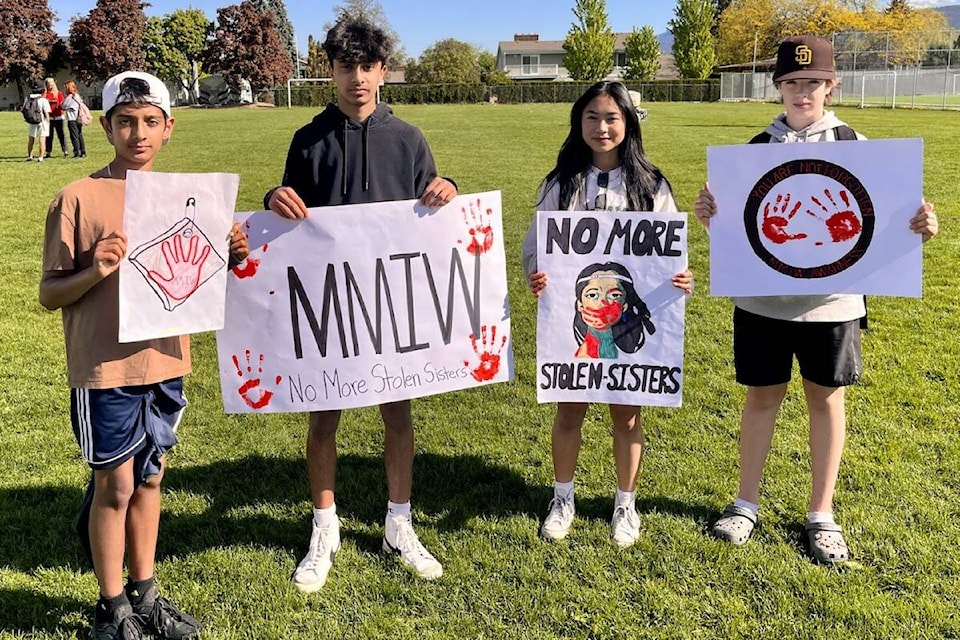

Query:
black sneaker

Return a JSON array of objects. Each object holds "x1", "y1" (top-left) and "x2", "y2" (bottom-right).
[
  {"x1": 133, "y1": 590, "x2": 202, "y2": 640},
  {"x1": 90, "y1": 602, "x2": 146, "y2": 640}
]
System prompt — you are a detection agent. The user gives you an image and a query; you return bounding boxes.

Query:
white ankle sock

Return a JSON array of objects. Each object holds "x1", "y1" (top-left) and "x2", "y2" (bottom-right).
[
  {"x1": 615, "y1": 488, "x2": 636, "y2": 508},
  {"x1": 387, "y1": 501, "x2": 411, "y2": 519},
  {"x1": 554, "y1": 480, "x2": 574, "y2": 500},
  {"x1": 733, "y1": 498, "x2": 759, "y2": 516},
  {"x1": 807, "y1": 511, "x2": 835, "y2": 525},
  {"x1": 313, "y1": 503, "x2": 337, "y2": 526}
]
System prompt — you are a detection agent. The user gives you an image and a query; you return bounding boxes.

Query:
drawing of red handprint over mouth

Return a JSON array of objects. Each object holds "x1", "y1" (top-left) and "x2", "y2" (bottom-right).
[
  {"x1": 463, "y1": 324, "x2": 508, "y2": 382},
  {"x1": 458, "y1": 198, "x2": 495, "y2": 256},
  {"x1": 128, "y1": 198, "x2": 226, "y2": 311},
  {"x1": 761, "y1": 193, "x2": 807, "y2": 245},
  {"x1": 807, "y1": 188, "x2": 861, "y2": 243},
  {"x1": 232, "y1": 349, "x2": 282, "y2": 410}
]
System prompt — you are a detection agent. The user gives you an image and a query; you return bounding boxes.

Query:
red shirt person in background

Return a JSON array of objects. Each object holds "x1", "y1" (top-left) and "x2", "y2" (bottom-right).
[{"x1": 44, "y1": 77, "x2": 68, "y2": 158}]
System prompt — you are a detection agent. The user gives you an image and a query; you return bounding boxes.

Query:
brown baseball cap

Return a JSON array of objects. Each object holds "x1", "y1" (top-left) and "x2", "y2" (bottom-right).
[{"x1": 773, "y1": 35, "x2": 836, "y2": 82}]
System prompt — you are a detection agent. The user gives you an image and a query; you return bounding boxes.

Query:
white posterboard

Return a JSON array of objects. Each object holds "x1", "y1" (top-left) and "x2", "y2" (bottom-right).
[
  {"x1": 119, "y1": 171, "x2": 240, "y2": 342},
  {"x1": 216, "y1": 191, "x2": 513, "y2": 413},
  {"x1": 707, "y1": 138, "x2": 923, "y2": 297},
  {"x1": 536, "y1": 211, "x2": 687, "y2": 407}
]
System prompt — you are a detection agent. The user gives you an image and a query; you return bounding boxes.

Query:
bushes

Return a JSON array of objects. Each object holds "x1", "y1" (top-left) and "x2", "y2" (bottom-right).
[{"x1": 276, "y1": 79, "x2": 720, "y2": 107}]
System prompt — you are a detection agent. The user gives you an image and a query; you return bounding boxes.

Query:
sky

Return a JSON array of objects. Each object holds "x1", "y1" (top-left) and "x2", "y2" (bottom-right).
[
  {"x1": 48, "y1": 0, "x2": 956, "y2": 60},
  {"x1": 45, "y1": 0, "x2": 686, "y2": 58}
]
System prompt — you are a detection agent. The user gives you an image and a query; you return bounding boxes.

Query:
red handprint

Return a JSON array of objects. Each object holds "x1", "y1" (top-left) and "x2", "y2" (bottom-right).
[
  {"x1": 761, "y1": 193, "x2": 807, "y2": 245},
  {"x1": 147, "y1": 233, "x2": 211, "y2": 301},
  {"x1": 458, "y1": 198, "x2": 495, "y2": 256},
  {"x1": 463, "y1": 324, "x2": 508, "y2": 382},
  {"x1": 807, "y1": 188, "x2": 861, "y2": 243},
  {"x1": 232, "y1": 350, "x2": 282, "y2": 410},
  {"x1": 231, "y1": 257, "x2": 260, "y2": 279}
]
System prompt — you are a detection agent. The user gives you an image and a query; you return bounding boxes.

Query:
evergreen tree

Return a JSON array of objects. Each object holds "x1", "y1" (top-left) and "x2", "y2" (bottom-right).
[
  {"x1": 623, "y1": 26, "x2": 661, "y2": 82},
  {"x1": 670, "y1": 0, "x2": 717, "y2": 79},
  {"x1": 563, "y1": 0, "x2": 616, "y2": 82}
]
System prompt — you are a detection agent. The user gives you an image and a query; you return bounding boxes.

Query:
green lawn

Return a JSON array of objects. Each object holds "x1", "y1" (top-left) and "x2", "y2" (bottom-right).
[{"x1": 0, "y1": 102, "x2": 958, "y2": 640}]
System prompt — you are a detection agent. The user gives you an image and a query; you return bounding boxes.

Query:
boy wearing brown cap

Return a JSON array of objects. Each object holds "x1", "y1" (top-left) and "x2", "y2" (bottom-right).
[{"x1": 692, "y1": 36, "x2": 939, "y2": 564}]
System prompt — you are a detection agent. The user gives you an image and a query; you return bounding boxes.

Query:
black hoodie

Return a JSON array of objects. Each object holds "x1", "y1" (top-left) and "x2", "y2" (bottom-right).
[{"x1": 265, "y1": 102, "x2": 439, "y2": 209}]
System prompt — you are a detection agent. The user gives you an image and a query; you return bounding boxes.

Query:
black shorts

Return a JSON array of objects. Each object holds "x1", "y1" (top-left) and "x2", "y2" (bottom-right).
[{"x1": 733, "y1": 307, "x2": 861, "y2": 388}]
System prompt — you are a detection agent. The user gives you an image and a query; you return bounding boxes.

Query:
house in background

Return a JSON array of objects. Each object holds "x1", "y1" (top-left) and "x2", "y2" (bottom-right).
[{"x1": 496, "y1": 33, "x2": 678, "y2": 81}]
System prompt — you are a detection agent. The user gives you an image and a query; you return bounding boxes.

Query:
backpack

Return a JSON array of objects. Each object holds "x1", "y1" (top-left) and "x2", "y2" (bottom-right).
[
  {"x1": 749, "y1": 124, "x2": 868, "y2": 328},
  {"x1": 21, "y1": 95, "x2": 43, "y2": 124},
  {"x1": 77, "y1": 98, "x2": 93, "y2": 126}
]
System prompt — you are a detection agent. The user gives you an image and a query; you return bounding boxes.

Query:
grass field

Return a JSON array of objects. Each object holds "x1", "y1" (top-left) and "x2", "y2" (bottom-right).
[{"x1": 0, "y1": 101, "x2": 958, "y2": 640}]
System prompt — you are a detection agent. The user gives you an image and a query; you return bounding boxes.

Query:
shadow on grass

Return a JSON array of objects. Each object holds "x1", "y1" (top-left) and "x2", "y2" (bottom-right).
[
  {"x1": 159, "y1": 451, "x2": 547, "y2": 556},
  {"x1": 0, "y1": 587, "x2": 85, "y2": 637},
  {"x1": 0, "y1": 451, "x2": 548, "y2": 574},
  {"x1": 574, "y1": 494, "x2": 719, "y2": 529}
]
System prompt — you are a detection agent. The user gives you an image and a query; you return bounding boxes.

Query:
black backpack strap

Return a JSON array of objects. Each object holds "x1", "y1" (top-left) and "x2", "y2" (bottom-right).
[
  {"x1": 749, "y1": 132, "x2": 772, "y2": 144},
  {"x1": 833, "y1": 125, "x2": 857, "y2": 141}
]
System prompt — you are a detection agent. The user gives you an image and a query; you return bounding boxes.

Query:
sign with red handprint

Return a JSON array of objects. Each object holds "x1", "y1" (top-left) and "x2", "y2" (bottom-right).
[
  {"x1": 120, "y1": 171, "x2": 240, "y2": 342},
  {"x1": 216, "y1": 191, "x2": 513, "y2": 414},
  {"x1": 707, "y1": 138, "x2": 924, "y2": 297}
]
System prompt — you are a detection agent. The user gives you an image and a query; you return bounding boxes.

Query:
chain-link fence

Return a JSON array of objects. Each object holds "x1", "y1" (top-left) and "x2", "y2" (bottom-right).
[{"x1": 721, "y1": 28, "x2": 960, "y2": 109}]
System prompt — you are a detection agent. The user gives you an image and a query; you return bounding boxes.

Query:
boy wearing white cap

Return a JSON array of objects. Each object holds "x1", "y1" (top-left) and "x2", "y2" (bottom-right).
[{"x1": 39, "y1": 71, "x2": 248, "y2": 639}]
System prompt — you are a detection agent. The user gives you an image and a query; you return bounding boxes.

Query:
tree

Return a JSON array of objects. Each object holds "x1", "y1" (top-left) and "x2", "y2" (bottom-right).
[
  {"x1": 715, "y1": 0, "x2": 860, "y2": 66},
  {"x1": 563, "y1": 0, "x2": 616, "y2": 82},
  {"x1": 405, "y1": 38, "x2": 481, "y2": 84},
  {"x1": 325, "y1": 0, "x2": 406, "y2": 67},
  {"x1": 68, "y1": 0, "x2": 147, "y2": 84},
  {"x1": 670, "y1": 0, "x2": 717, "y2": 78},
  {"x1": 252, "y1": 0, "x2": 297, "y2": 67},
  {"x1": 0, "y1": 0, "x2": 57, "y2": 101},
  {"x1": 622, "y1": 26, "x2": 661, "y2": 82},
  {"x1": 477, "y1": 50, "x2": 512, "y2": 85},
  {"x1": 203, "y1": 1, "x2": 294, "y2": 91},
  {"x1": 304, "y1": 34, "x2": 331, "y2": 78},
  {"x1": 144, "y1": 9, "x2": 212, "y2": 103}
]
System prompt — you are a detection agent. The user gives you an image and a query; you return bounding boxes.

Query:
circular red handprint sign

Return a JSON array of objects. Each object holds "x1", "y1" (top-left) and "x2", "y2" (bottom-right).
[{"x1": 743, "y1": 159, "x2": 874, "y2": 279}]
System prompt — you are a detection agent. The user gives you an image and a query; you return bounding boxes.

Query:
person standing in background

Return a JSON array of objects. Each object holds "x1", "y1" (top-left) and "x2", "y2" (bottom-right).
[
  {"x1": 62, "y1": 80, "x2": 88, "y2": 158},
  {"x1": 44, "y1": 77, "x2": 68, "y2": 158}
]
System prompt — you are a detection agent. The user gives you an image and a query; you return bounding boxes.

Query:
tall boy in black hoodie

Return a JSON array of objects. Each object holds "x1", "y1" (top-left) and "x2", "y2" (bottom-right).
[{"x1": 265, "y1": 15, "x2": 457, "y2": 592}]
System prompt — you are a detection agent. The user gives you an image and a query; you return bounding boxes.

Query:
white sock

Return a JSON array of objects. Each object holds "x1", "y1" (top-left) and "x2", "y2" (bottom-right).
[
  {"x1": 807, "y1": 511, "x2": 835, "y2": 525},
  {"x1": 313, "y1": 503, "x2": 337, "y2": 527},
  {"x1": 554, "y1": 480, "x2": 574, "y2": 501},
  {"x1": 387, "y1": 501, "x2": 411, "y2": 520},
  {"x1": 733, "y1": 498, "x2": 759, "y2": 517},
  {"x1": 615, "y1": 488, "x2": 636, "y2": 508}
]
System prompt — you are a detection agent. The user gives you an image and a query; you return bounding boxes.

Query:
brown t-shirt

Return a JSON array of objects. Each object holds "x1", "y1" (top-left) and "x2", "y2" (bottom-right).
[{"x1": 42, "y1": 168, "x2": 191, "y2": 389}]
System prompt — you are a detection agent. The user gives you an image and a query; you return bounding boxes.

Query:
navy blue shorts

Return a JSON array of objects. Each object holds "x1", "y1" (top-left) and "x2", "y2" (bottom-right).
[
  {"x1": 70, "y1": 378, "x2": 187, "y2": 471},
  {"x1": 733, "y1": 307, "x2": 861, "y2": 388}
]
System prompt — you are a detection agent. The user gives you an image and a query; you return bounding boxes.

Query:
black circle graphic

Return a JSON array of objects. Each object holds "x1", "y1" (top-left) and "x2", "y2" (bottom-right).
[{"x1": 743, "y1": 159, "x2": 874, "y2": 279}]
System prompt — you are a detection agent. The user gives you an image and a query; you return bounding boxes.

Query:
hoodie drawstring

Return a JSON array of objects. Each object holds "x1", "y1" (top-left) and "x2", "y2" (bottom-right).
[
  {"x1": 340, "y1": 116, "x2": 372, "y2": 196},
  {"x1": 362, "y1": 119, "x2": 370, "y2": 191},
  {"x1": 340, "y1": 119, "x2": 348, "y2": 197}
]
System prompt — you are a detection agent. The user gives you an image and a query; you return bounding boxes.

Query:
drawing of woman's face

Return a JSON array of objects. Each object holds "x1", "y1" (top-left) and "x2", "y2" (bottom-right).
[{"x1": 576, "y1": 271, "x2": 626, "y2": 330}]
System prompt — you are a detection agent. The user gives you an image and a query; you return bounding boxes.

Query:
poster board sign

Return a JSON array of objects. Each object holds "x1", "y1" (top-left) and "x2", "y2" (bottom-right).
[
  {"x1": 216, "y1": 192, "x2": 513, "y2": 413},
  {"x1": 706, "y1": 138, "x2": 923, "y2": 297},
  {"x1": 119, "y1": 171, "x2": 240, "y2": 342},
  {"x1": 536, "y1": 211, "x2": 687, "y2": 407}
]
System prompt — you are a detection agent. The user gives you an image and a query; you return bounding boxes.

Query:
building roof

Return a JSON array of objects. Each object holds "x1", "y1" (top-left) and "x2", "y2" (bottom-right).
[{"x1": 497, "y1": 33, "x2": 631, "y2": 55}]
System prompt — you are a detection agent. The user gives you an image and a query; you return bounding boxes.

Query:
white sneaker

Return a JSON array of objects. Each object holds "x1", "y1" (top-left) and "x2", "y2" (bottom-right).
[
  {"x1": 610, "y1": 503, "x2": 640, "y2": 548},
  {"x1": 292, "y1": 517, "x2": 340, "y2": 593},
  {"x1": 540, "y1": 494, "x2": 575, "y2": 541},
  {"x1": 382, "y1": 515, "x2": 443, "y2": 579}
]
